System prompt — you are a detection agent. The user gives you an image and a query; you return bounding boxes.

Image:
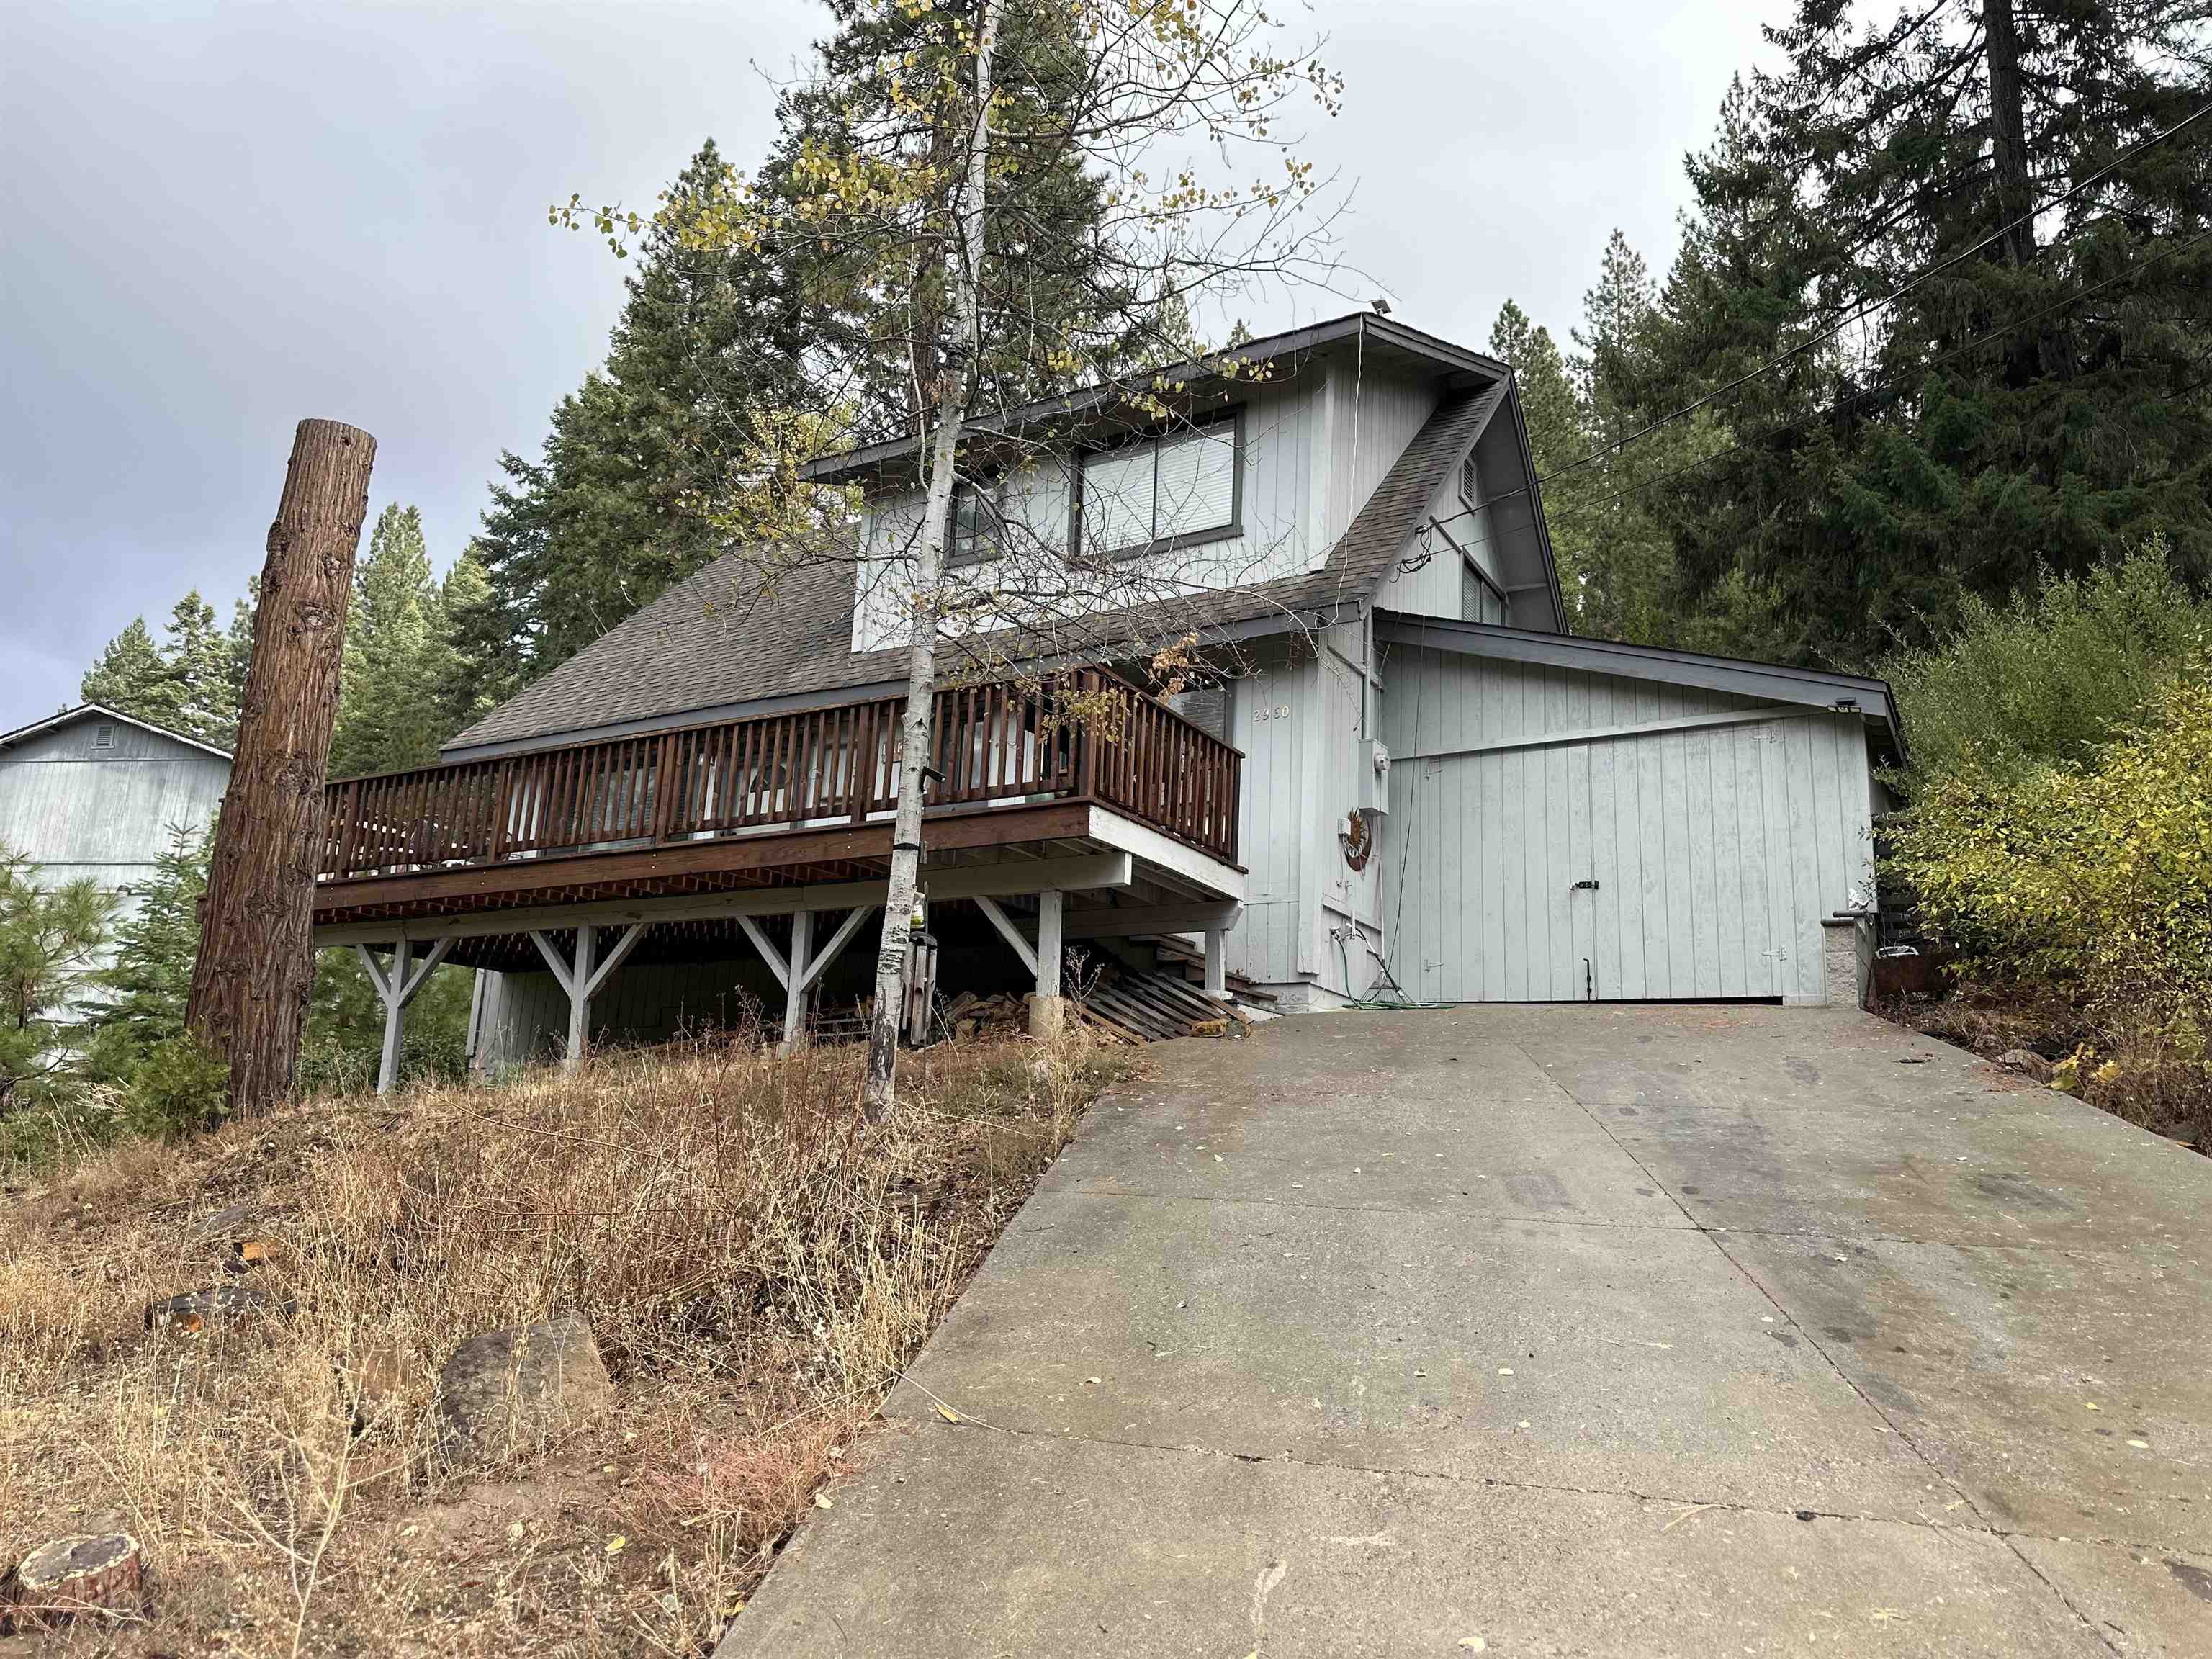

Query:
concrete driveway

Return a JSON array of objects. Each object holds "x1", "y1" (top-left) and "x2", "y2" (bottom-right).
[{"x1": 721, "y1": 1005, "x2": 2212, "y2": 1657}]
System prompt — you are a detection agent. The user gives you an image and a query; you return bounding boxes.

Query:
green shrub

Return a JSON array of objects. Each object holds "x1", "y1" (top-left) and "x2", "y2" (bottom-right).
[
  {"x1": 0, "y1": 842, "x2": 116, "y2": 1116},
  {"x1": 1882, "y1": 536, "x2": 2209, "y2": 793},
  {"x1": 1888, "y1": 663, "x2": 2212, "y2": 1137},
  {"x1": 119, "y1": 1030, "x2": 233, "y2": 1140}
]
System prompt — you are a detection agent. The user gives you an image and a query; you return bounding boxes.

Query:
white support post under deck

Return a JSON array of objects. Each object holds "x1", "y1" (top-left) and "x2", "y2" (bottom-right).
[
  {"x1": 529, "y1": 922, "x2": 647, "y2": 1072},
  {"x1": 730, "y1": 907, "x2": 876, "y2": 1055},
  {"x1": 358, "y1": 935, "x2": 453, "y2": 1094},
  {"x1": 976, "y1": 890, "x2": 1068, "y2": 1039},
  {"x1": 1203, "y1": 927, "x2": 1228, "y2": 999},
  {"x1": 1034, "y1": 889, "x2": 1064, "y2": 999},
  {"x1": 781, "y1": 911, "x2": 814, "y2": 1054}
]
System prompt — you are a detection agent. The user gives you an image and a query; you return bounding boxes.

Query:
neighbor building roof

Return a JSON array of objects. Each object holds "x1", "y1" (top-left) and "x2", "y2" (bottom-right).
[{"x1": 0, "y1": 702, "x2": 233, "y2": 760}]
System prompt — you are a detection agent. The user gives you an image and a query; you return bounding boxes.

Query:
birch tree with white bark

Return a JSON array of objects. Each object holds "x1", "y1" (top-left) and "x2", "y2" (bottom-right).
[{"x1": 564, "y1": 0, "x2": 1345, "y2": 1116}]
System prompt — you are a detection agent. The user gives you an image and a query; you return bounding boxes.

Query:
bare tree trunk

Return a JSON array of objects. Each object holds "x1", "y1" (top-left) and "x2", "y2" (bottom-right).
[
  {"x1": 188, "y1": 419, "x2": 375, "y2": 1115},
  {"x1": 861, "y1": 1, "x2": 1001, "y2": 1122}
]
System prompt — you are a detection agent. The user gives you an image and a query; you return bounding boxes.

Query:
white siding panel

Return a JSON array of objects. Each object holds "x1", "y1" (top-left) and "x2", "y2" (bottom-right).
[{"x1": 1376, "y1": 647, "x2": 1878, "y2": 1004}]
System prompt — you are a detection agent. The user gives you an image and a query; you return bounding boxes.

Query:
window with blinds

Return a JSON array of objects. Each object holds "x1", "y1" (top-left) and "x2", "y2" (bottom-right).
[
  {"x1": 1078, "y1": 413, "x2": 1241, "y2": 559},
  {"x1": 1461, "y1": 562, "x2": 1506, "y2": 625}
]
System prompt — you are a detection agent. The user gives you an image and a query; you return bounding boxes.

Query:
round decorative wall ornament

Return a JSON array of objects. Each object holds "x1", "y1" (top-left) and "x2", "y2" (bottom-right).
[{"x1": 1341, "y1": 809, "x2": 1372, "y2": 871}]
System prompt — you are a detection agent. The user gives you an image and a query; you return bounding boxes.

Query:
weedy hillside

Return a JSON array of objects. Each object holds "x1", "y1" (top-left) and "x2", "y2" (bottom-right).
[{"x1": 0, "y1": 1031, "x2": 1129, "y2": 1657}]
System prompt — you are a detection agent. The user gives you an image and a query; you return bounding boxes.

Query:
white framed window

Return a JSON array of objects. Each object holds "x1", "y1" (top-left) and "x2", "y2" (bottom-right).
[
  {"x1": 1459, "y1": 447, "x2": 1481, "y2": 511},
  {"x1": 89, "y1": 722, "x2": 117, "y2": 752},
  {"x1": 1077, "y1": 411, "x2": 1241, "y2": 561}
]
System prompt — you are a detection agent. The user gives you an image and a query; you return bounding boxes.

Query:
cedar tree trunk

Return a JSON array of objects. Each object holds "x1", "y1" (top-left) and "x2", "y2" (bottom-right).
[{"x1": 187, "y1": 418, "x2": 375, "y2": 1114}]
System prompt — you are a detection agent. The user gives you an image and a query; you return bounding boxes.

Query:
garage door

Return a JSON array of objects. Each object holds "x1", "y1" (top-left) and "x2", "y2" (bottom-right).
[{"x1": 1380, "y1": 657, "x2": 1874, "y2": 1004}]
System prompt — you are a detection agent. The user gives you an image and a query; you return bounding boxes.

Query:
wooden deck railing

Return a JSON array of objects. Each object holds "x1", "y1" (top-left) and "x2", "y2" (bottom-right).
[{"x1": 318, "y1": 669, "x2": 1241, "y2": 883}]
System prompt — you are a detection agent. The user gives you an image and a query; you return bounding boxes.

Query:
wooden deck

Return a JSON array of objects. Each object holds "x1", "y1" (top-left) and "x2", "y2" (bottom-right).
[{"x1": 313, "y1": 670, "x2": 1242, "y2": 936}]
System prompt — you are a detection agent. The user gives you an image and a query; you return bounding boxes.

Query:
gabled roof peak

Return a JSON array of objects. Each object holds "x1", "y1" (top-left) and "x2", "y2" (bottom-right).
[
  {"x1": 802, "y1": 312, "x2": 1510, "y2": 487},
  {"x1": 0, "y1": 702, "x2": 234, "y2": 760}
]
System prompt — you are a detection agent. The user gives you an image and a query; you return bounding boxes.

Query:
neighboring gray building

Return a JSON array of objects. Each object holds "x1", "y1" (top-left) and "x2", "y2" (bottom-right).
[{"x1": 0, "y1": 704, "x2": 232, "y2": 967}]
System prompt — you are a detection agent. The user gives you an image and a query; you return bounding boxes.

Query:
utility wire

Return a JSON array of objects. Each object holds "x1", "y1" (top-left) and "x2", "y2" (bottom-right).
[
  {"x1": 1413, "y1": 214, "x2": 2212, "y2": 563},
  {"x1": 1539, "y1": 222, "x2": 2212, "y2": 524},
  {"x1": 1532, "y1": 94, "x2": 2212, "y2": 491}
]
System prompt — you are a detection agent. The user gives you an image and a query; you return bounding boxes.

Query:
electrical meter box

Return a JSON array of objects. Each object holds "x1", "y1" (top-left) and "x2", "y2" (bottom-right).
[{"x1": 1359, "y1": 739, "x2": 1390, "y2": 814}]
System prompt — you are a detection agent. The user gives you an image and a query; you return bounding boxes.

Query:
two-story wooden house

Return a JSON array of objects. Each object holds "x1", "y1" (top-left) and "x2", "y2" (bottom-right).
[{"x1": 312, "y1": 314, "x2": 1899, "y2": 1083}]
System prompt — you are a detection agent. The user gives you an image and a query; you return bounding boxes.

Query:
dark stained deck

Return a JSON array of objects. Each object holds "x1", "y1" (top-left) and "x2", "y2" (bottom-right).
[{"x1": 313, "y1": 671, "x2": 1242, "y2": 941}]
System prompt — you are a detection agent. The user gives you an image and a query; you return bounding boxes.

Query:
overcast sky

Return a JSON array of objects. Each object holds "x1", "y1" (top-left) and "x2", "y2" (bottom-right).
[{"x1": 0, "y1": 0, "x2": 1782, "y2": 733}]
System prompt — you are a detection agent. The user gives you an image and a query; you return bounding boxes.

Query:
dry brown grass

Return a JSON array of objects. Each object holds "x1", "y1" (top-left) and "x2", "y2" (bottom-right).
[{"x1": 0, "y1": 1030, "x2": 1130, "y2": 1657}]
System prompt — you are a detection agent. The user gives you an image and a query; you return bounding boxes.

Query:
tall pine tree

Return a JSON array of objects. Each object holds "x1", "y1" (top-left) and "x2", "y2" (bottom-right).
[
  {"x1": 1645, "y1": 2, "x2": 2212, "y2": 667},
  {"x1": 79, "y1": 619, "x2": 175, "y2": 727},
  {"x1": 79, "y1": 593, "x2": 245, "y2": 747},
  {"x1": 331, "y1": 505, "x2": 448, "y2": 777},
  {"x1": 475, "y1": 140, "x2": 816, "y2": 680}
]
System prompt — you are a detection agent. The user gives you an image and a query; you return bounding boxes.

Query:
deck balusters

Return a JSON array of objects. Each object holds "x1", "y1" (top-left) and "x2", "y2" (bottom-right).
[{"x1": 320, "y1": 669, "x2": 1240, "y2": 881}]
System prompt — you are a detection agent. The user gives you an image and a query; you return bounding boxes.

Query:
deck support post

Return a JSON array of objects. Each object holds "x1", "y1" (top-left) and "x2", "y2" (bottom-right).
[
  {"x1": 739, "y1": 906, "x2": 875, "y2": 1056},
  {"x1": 1203, "y1": 926, "x2": 1228, "y2": 999},
  {"x1": 531, "y1": 922, "x2": 648, "y2": 1072},
  {"x1": 781, "y1": 911, "x2": 815, "y2": 1055},
  {"x1": 564, "y1": 925, "x2": 595, "y2": 1069},
  {"x1": 358, "y1": 935, "x2": 452, "y2": 1094},
  {"x1": 1035, "y1": 890, "x2": 1064, "y2": 998},
  {"x1": 1028, "y1": 889, "x2": 1066, "y2": 1040}
]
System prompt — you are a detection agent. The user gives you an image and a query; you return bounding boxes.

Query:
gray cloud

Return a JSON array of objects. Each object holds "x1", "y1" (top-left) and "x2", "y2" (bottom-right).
[{"x1": 0, "y1": 0, "x2": 1776, "y2": 730}]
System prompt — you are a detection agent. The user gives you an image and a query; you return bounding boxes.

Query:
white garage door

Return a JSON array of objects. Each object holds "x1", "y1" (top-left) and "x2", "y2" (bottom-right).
[{"x1": 1380, "y1": 654, "x2": 1875, "y2": 1004}]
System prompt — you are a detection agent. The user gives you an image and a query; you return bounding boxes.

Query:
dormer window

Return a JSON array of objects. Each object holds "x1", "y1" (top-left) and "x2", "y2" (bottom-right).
[{"x1": 1076, "y1": 411, "x2": 1241, "y2": 561}]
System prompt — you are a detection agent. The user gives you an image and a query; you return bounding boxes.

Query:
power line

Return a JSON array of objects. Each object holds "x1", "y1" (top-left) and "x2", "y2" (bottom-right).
[
  {"x1": 1532, "y1": 94, "x2": 2212, "y2": 492},
  {"x1": 1546, "y1": 222, "x2": 2212, "y2": 524}
]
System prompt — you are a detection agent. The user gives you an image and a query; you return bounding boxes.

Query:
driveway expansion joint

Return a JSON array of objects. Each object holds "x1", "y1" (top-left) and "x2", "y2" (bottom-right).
[{"x1": 893, "y1": 1407, "x2": 2179, "y2": 1560}]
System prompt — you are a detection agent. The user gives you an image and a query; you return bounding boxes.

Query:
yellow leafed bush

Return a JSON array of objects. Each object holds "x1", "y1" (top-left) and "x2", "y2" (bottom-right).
[{"x1": 1889, "y1": 662, "x2": 2212, "y2": 1086}]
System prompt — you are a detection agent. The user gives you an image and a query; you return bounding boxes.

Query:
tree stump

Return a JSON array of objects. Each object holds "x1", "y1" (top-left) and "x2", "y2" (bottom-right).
[
  {"x1": 4, "y1": 1534, "x2": 145, "y2": 1630},
  {"x1": 186, "y1": 417, "x2": 377, "y2": 1115}
]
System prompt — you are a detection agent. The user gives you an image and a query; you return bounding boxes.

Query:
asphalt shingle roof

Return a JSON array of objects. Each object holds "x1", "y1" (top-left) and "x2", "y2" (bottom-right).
[{"x1": 446, "y1": 387, "x2": 1498, "y2": 755}]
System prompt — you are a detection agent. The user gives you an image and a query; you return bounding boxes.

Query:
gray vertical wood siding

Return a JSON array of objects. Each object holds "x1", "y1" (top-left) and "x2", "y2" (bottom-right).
[
  {"x1": 475, "y1": 958, "x2": 785, "y2": 1071},
  {"x1": 1376, "y1": 647, "x2": 1875, "y2": 1004},
  {"x1": 0, "y1": 717, "x2": 230, "y2": 973},
  {"x1": 1225, "y1": 649, "x2": 1313, "y2": 987}
]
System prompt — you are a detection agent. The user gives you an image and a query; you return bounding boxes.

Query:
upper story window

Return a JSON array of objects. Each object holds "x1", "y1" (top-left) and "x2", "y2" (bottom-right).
[
  {"x1": 947, "y1": 480, "x2": 1002, "y2": 568},
  {"x1": 89, "y1": 722, "x2": 117, "y2": 752},
  {"x1": 1460, "y1": 559, "x2": 1507, "y2": 626},
  {"x1": 1076, "y1": 411, "x2": 1241, "y2": 561},
  {"x1": 1459, "y1": 447, "x2": 1480, "y2": 511}
]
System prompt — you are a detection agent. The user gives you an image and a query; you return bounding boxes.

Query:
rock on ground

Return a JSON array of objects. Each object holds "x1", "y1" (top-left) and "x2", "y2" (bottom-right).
[{"x1": 437, "y1": 1314, "x2": 614, "y2": 1466}]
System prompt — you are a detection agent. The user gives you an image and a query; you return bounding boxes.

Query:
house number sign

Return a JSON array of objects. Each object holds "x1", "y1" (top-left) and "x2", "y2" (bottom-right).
[{"x1": 1252, "y1": 703, "x2": 1292, "y2": 722}]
